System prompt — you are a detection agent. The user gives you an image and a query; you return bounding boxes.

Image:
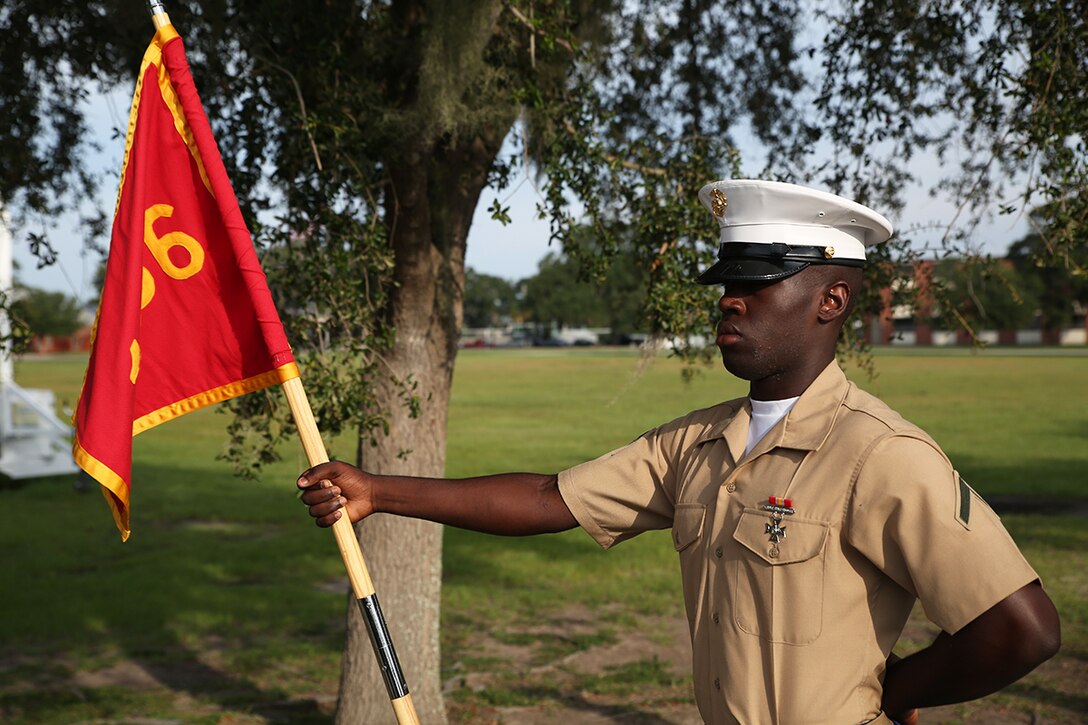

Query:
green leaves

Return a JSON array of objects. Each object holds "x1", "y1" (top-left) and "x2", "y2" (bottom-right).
[
  {"x1": 11, "y1": 286, "x2": 83, "y2": 338},
  {"x1": 487, "y1": 198, "x2": 513, "y2": 226},
  {"x1": 811, "y1": 0, "x2": 1087, "y2": 273},
  {"x1": 8, "y1": 0, "x2": 1087, "y2": 473}
]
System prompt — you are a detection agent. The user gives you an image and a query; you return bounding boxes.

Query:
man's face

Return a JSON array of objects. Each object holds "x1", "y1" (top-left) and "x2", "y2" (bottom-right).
[{"x1": 714, "y1": 271, "x2": 823, "y2": 385}]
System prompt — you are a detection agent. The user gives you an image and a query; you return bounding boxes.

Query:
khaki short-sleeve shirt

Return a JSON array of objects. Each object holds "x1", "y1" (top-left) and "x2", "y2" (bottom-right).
[{"x1": 558, "y1": 362, "x2": 1038, "y2": 725}]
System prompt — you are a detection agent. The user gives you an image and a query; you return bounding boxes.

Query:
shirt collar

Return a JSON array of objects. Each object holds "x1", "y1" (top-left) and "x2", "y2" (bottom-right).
[{"x1": 698, "y1": 360, "x2": 851, "y2": 460}]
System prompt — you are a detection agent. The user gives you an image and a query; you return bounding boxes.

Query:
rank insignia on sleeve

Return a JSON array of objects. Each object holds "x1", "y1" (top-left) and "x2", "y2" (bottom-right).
[
  {"x1": 956, "y1": 474, "x2": 972, "y2": 529},
  {"x1": 760, "y1": 496, "x2": 795, "y2": 543}
]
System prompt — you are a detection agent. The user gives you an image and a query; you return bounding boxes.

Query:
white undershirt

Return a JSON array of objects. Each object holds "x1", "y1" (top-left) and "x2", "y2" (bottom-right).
[{"x1": 744, "y1": 396, "x2": 800, "y2": 457}]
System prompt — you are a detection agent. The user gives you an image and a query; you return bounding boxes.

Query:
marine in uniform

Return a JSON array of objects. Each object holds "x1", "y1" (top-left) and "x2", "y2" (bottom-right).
[{"x1": 298, "y1": 180, "x2": 1060, "y2": 724}]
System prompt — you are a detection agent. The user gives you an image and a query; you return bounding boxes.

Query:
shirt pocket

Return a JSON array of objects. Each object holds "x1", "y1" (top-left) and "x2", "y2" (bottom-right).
[
  {"x1": 672, "y1": 503, "x2": 707, "y2": 621},
  {"x1": 732, "y1": 507, "x2": 830, "y2": 645},
  {"x1": 672, "y1": 502, "x2": 706, "y2": 553}
]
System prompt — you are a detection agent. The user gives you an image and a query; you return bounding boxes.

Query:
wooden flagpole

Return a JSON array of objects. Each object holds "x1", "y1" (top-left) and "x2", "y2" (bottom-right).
[
  {"x1": 146, "y1": 3, "x2": 421, "y2": 722},
  {"x1": 280, "y1": 377, "x2": 420, "y2": 725}
]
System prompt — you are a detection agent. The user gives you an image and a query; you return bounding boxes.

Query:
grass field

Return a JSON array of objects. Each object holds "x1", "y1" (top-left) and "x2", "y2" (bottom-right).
[{"x1": 2, "y1": 348, "x2": 1086, "y2": 723}]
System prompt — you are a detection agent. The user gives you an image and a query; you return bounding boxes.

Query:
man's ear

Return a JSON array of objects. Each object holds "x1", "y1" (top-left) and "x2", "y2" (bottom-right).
[{"x1": 817, "y1": 280, "x2": 851, "y2": 323}]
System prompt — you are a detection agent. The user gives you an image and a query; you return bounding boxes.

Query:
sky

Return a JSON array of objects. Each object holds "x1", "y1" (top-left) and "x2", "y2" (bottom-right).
[{"x1": 11, "y1": 82, "x2": 1031, "y2": 302}]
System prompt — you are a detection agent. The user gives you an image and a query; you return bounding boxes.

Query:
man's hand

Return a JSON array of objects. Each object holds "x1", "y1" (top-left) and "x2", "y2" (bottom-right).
[
  {"x1": 297, "y1": 461, "x2": 373, "y2": 526},
  {"x1": 892, "y1": 708, "x2": 919, "y2": 725}
]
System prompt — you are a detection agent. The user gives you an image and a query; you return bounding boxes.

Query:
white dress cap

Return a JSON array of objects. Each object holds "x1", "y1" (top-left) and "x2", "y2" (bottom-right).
[{"x1": 699, "y1": 179, "x2": 893, "y2": 261}]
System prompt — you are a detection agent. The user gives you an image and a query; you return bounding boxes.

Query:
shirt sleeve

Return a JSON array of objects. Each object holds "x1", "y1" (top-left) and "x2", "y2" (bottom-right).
[
  {"x1": 558, "y1": 424, "x2": 679, "y2": 549},
  {"x1": 845, "y1": 434, "x2": 1039, "y2": 634}
]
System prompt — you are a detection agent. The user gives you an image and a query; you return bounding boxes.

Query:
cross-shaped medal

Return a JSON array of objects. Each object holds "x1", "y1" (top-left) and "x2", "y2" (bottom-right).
[
  {"x1": 760, "y1": 496, "x2": 795, "y2": 543},
  {"x1": 765, "y1": 518, "x2": 788, "y2": 542}
]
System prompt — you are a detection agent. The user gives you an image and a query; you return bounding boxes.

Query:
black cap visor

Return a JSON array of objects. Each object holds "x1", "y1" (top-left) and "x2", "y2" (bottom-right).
[
  {"x1": 696, "y1": 256, "x2": 811, "y2": 285},
  {"x1": 695, "y1": 242, "x2": 864, "y2": 285}
]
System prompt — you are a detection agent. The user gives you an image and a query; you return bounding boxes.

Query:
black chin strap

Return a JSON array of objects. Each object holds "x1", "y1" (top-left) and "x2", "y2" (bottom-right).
[{"x1": 715, "y1": 242, "x2": 865, "y2": 267}]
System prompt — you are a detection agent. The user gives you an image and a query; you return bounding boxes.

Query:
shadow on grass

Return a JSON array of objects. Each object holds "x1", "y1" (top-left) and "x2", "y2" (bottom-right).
[
  {"x1": 444, "y1": 526, "x2": 604, "y2": 582},
  {"x1": 113, "y1": 629, "x2": 331, "y2": 723},
  {"x1": 1059, "y1": 648, "x2": 1088, "y2": 663},
  {"x1": 0, "y1": 472, "x2": 80, "y2": 492},
  {"x1": 997, "y1": 514, "x2": 1088, "y2": 554},
  {"x1": 553, "y1": 693, "x2": 688, "y2": 724},
  {"x1": 0, "y1": 460, "x2": 339, "y2": 723},
  {"x1": 947, "y1": 452, "x2": 1088, "y2": 503},
  {"x1": 465, "y1": 683, "x2": 690, "y2": 724},
  {"x1": 1005, "y1": 679, "x2": 1088, "y2": 716}
]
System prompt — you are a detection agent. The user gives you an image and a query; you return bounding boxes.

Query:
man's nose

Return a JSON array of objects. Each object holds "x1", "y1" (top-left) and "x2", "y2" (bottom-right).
[{"x1": 719, "y1": 293, "x2": 745, "y2": 315}]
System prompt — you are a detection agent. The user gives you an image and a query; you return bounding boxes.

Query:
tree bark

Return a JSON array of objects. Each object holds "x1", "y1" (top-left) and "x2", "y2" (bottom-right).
[
  {"x1": 330, "y1": 1, "x2": 514, "y2": 717},
  {"x1": 335, "y1": 128, "x2": 508, "y2": 723}
]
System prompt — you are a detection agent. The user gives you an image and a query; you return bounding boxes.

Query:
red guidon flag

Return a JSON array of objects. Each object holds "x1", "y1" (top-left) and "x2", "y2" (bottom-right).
[{"x1": 74, "y1": 23, "x2": 298, "y2": 541}]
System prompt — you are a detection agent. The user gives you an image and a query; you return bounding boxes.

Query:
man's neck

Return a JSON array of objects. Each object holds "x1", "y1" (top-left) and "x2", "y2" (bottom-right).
[{"x1": 748, "y1": 356, "x2": 834, "y2": 401}]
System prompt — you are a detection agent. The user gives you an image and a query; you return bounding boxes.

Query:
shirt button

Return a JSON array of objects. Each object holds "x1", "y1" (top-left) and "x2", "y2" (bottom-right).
[
  {"x1": 768, "y1": 545, "x2": 780, "y2": 559},
  {"x1": 714, "y1": 677, "x2": 721, "y2": 690},
  {"x1": 712, "y1": 612, "x2": 720, "y2": 624},
  {"x1": 726, "y1": 482, "x2": 737, "y2": 493},
  {"x1": 715, "y1": 546, "x2": 724, "y2": 558}
]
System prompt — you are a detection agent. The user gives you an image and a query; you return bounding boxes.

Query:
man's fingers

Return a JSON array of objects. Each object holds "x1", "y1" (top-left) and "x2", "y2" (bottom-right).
[
  {"x1": 294, "y1": 461, "x2": 358, "y2": 527},
  {"x1": 300, "y1": 483, "x2": 340, "y2": 505},
  {"x1": 297, "y1": 462, "x2": 343, "y2": 489},
  {"x1": 306, "y1": 493, "x2": 346, "y2": 520},
  {"x1": 315, "y1": 509, "x2": 343, "y2": 528},
  {"x1": 297, "y1": 473, "x2": 331, "y2": 489}
]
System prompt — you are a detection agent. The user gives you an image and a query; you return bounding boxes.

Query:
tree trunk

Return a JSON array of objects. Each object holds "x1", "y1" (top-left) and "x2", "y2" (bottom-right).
[{"x1": 334, "y1": 129, "x2": 508, "y2": 723}]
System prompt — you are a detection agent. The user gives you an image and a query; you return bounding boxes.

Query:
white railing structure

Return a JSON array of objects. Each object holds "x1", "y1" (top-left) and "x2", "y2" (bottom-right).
[{"x1": 0, "y1": 209, "x2": 79, "y2": 480}]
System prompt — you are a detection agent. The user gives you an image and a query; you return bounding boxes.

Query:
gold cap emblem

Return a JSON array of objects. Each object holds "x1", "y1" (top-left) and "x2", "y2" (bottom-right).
[
  {"x1": 823, "y1": 246, "x2": 835, "y2": 259},
  {"x1": 708, "y1": 188, "x2": 728, "y2": 217}
]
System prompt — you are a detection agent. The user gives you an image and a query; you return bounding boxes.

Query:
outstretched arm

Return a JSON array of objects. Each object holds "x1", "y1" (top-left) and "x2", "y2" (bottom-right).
[
  {"x1": 881, "y1": 580, "x2": 1060, "y2": 719},
  {"x1": 297, "y1": 460, "x2": 579, "y2": 536}
]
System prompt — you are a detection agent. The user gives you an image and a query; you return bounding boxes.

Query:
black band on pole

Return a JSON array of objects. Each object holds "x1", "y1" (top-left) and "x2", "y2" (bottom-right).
[{"x1": 357, "y1": 594, "x2": 410, "y2": 699}]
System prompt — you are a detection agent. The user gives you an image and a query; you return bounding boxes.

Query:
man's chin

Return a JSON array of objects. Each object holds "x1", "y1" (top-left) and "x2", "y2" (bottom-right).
[{"x1": 719, "y1": 351, "x2": 757, "y2": 381}]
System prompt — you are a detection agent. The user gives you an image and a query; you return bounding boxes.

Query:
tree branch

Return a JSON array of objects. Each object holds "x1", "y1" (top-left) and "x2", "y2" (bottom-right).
[
  {"x1": 258, "y1": 56, "x2": 323, "y2": 173},
  {"x1": 561, "y1": 120, "x2": 668, "y2": 177},
  {"x1": 505, "y1": 2, "x2": 574, "y2": 53}
]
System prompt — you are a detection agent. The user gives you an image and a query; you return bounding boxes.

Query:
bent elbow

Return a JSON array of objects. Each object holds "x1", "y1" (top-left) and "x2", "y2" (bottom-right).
[
  {"x1": 1015, "y1": 631, "x2": 1060, "y2": 675},
  {"x1": 1014, "y1": 592, "x2": 1062, "y2": 671},
  {"x1": 1028, "y1": 617, "x2": 1061, "y2": 667}
]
